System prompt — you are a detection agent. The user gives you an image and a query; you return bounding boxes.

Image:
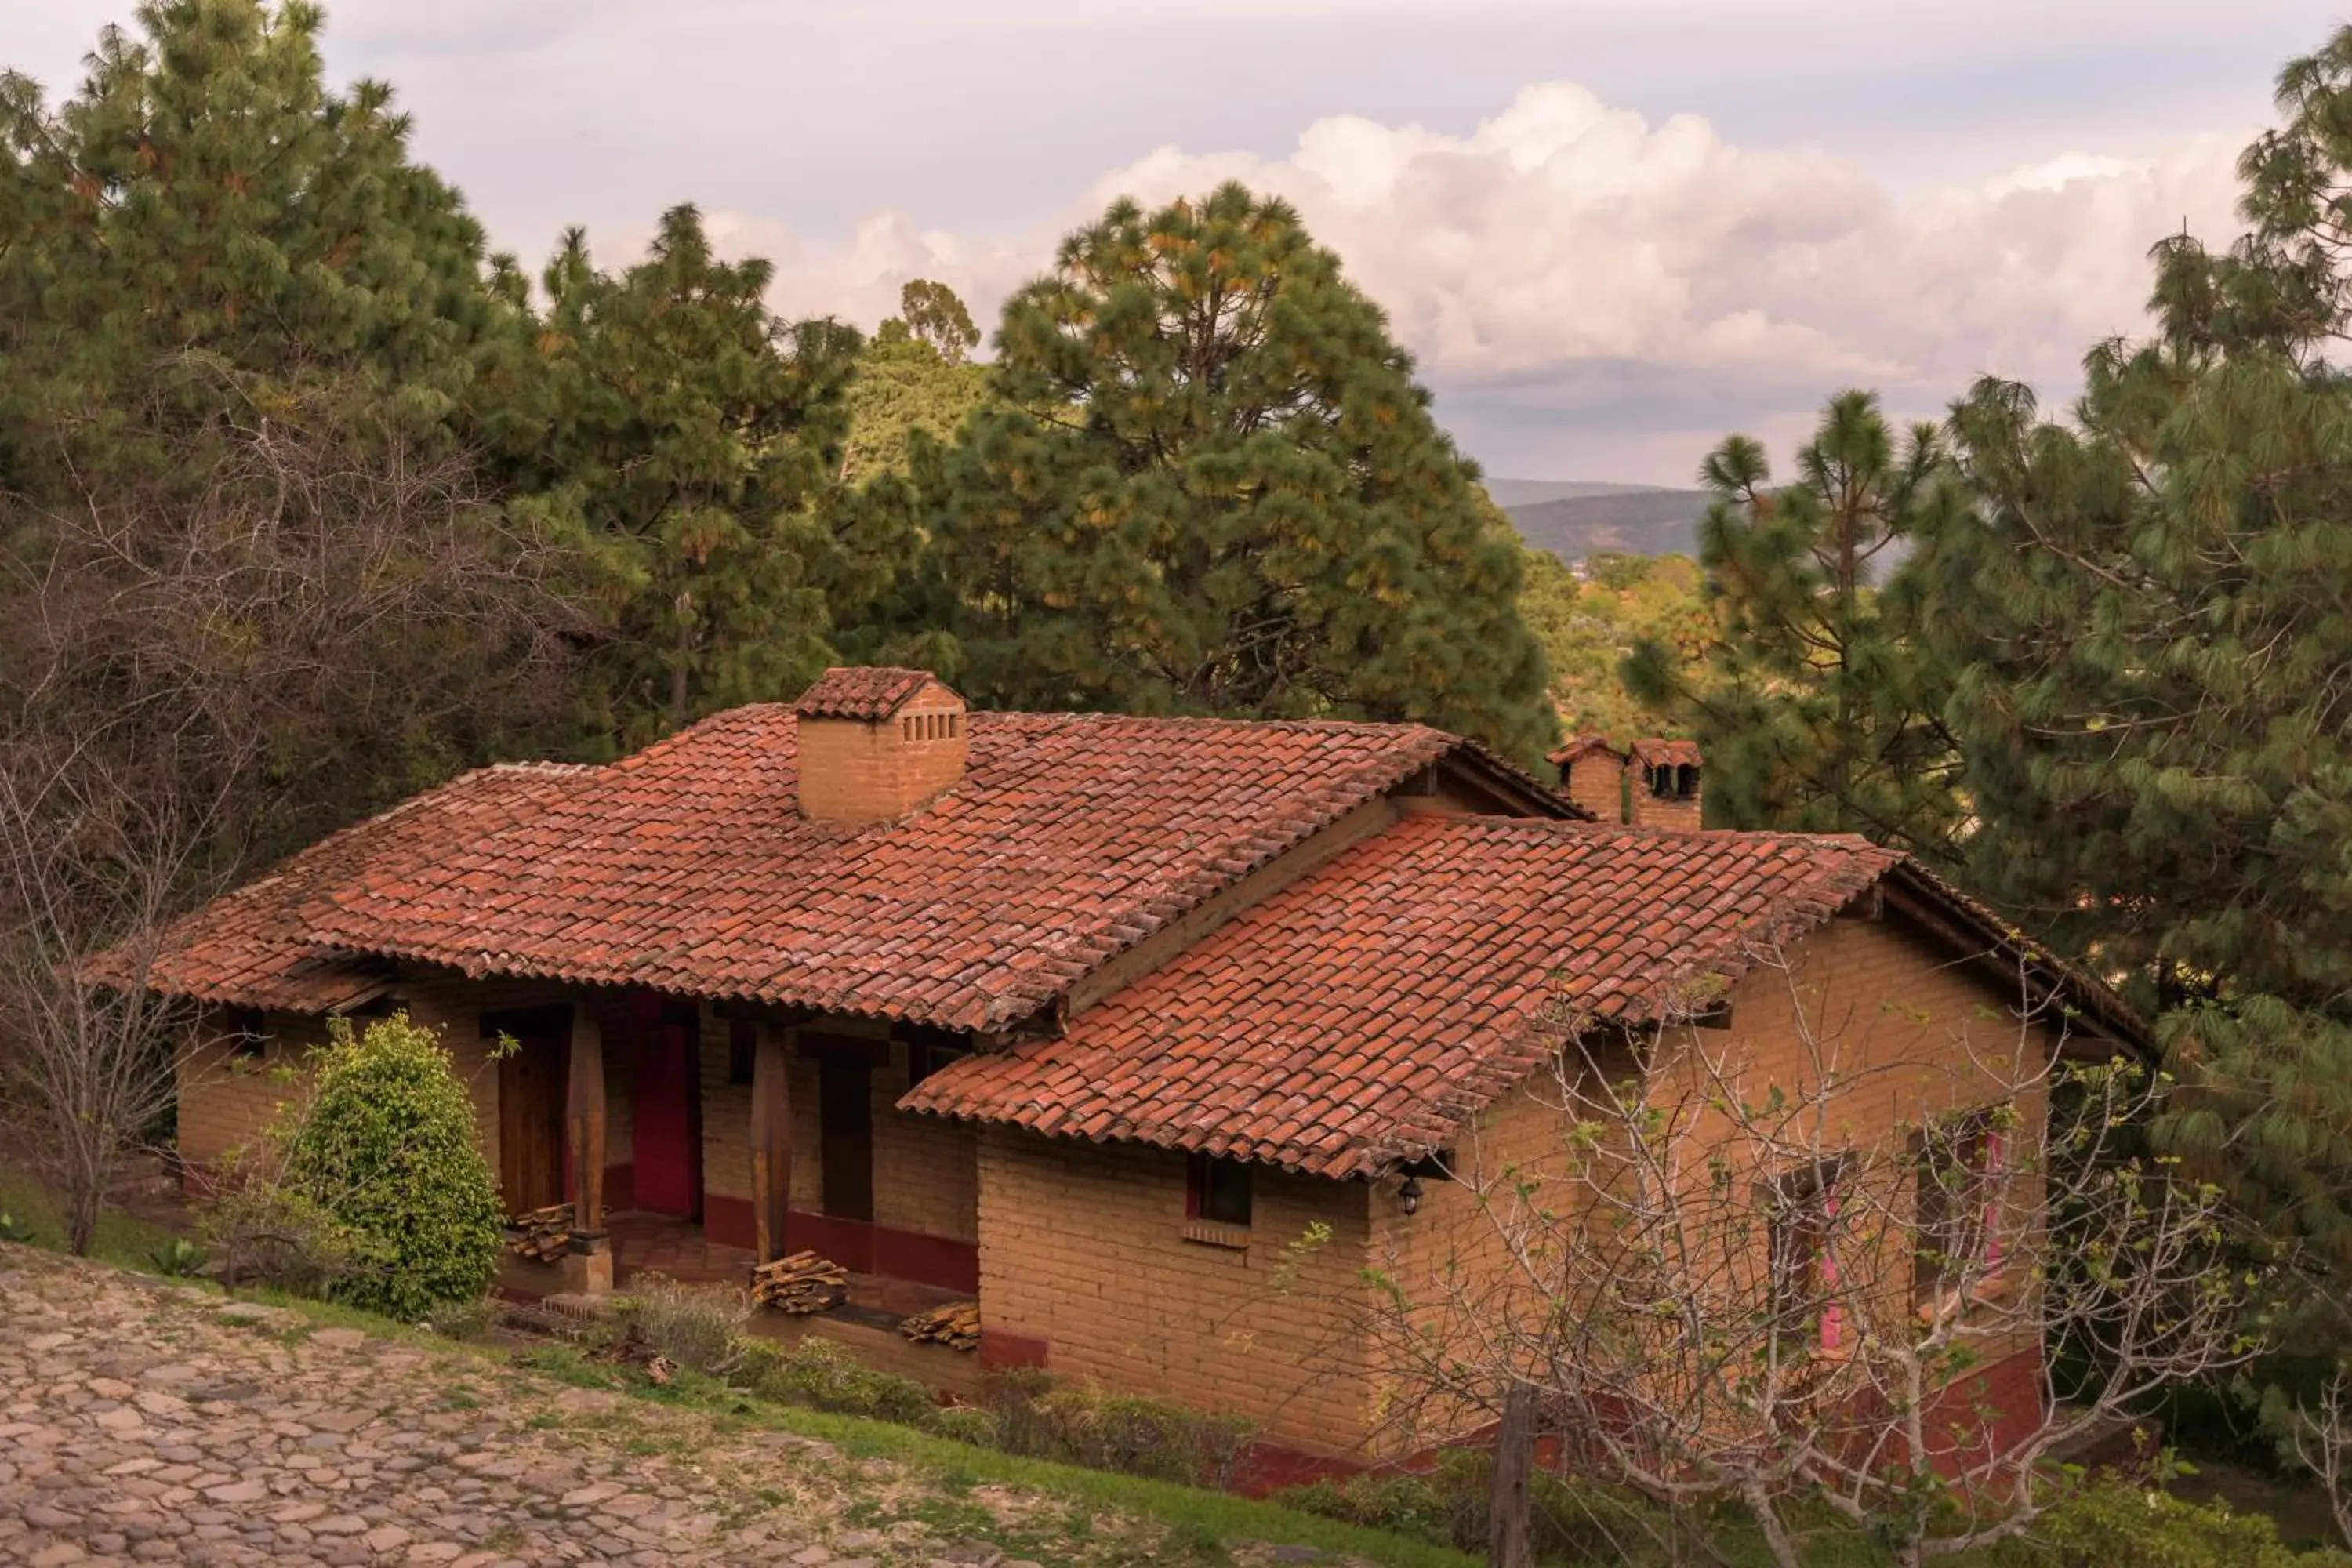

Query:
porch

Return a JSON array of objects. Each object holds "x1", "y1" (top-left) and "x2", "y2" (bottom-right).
[
  {"x1": 488, "y1": 989, "x2": 983, "y2": 1344},
  {"x1": 602, "y1": 1210, "x2": 987, "y2": 1398}
]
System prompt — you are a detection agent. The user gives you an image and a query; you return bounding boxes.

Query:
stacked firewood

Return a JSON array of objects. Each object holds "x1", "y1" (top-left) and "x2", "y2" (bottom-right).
[
  {"x1": 750, "y1": 1250, "x2": 848, "y2": 1314},
  {"x1": 898, "y1": 1301, "x2": 981, "y2": 1352},
  {"x1": 505, "y1": 1204, "x2": 572, "y2": 1262}
]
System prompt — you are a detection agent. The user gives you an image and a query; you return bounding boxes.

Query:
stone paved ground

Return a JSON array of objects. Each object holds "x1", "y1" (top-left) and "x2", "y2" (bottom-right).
[{"x1": 0, "y1": 1247, "x2": 1351, "y2": 1568}]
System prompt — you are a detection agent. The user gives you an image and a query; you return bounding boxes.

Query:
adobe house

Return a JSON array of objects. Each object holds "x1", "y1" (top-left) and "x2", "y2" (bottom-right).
[{"x1": 149, "y1": 669, "x2": 2145, "y2": 1465}]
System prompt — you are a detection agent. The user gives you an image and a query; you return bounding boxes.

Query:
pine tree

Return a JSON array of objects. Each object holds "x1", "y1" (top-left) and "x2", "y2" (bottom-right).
[
  {"x1": 514, "y1": 209, "x2": 864, "y2": 750},
  {"x1": 1623, "y1": 392, "x2": 1965, "y2": 855},
  {"x1": 1915, "y1": 31, "x2": 2352, "y2": 1316},
  {"x1": 0, "y1": 1, "x2": 563, "y2": 866},
  {"x1": 0, "y1": 0, "x2": 517, "y2": 492},
  {"x1": 840, "y1": 281, "x2": 993, "y2": 485},
  {"x1": 922, "y1": 184, "x2": 1555, "y2": 760}
]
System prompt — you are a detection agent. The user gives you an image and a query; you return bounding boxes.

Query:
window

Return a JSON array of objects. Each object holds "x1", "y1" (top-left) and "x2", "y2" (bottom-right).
[
  {"x1": 1915, "y1": 1111, "x2": 2006, "y2": 1310},
  {"x1": 726, "y1": 1018, "x2": 756, "y2": 1086},
  {"x1": 228, "y1": 1007, "x2": 267, "y2": 1060},
  {"x1": 1766, "y1": 1156, "x2": 1846, "y2": 1353},
  {"x1": 1187, "y1": 1153, "x2": 1254, "y2": 1230}
]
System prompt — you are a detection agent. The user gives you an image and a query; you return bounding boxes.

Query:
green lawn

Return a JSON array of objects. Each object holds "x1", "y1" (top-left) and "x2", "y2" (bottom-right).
[{"x1": 0, "y1": 1160, "x2": 181, "y2": 1271}]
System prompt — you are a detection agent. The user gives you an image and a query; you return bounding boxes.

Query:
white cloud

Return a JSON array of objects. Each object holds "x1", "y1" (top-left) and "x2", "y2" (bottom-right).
[
  {"x1": 1079, "y1": 84, "x2": 2244, "y2": 398},
  {"x1": 684, "y1": 78, "x2": 2248, "y2": 477}
]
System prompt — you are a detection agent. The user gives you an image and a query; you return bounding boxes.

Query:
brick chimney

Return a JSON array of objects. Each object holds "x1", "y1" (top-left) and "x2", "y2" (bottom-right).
[
  {"x1": 1626, "y1": 739, "x2": 1704, "y2": 832},
  {"x1": 1548, "y1": 735, "x2": 1628, "y2": 822},
  {"x1": 792, "y1": 667, "x2": 968, "y2": 826}
]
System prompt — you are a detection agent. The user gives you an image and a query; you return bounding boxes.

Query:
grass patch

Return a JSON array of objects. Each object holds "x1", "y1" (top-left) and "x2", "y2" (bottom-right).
[
  {"x1": 504, "y1": 1341, "x2": 1472, "y2": 1566},
  {"x1": 0, "y1": 1160, "x2": 179, "y2": 1271}
]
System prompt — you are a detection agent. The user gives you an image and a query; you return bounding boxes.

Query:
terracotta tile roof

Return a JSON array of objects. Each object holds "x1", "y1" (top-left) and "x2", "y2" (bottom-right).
[
  {"x1": 143, "y1": 764, "x2": 593, "y2": 1012},
  {"x1": 1545, "y1": 735, "x2": 1624, "y2": 768},
  {"x1": 791, "y1": 666, "x2": 939, "y2": 720},
  {"x1": 148, "y1": 708, "x2": 1501, "y2": 1029},
  {"x1": 902, "y1": 816, "x2": 1900, "y2": 1178},
  {"x1": 1630, "y1": 739, "x2": 1704, "y2": 768}
]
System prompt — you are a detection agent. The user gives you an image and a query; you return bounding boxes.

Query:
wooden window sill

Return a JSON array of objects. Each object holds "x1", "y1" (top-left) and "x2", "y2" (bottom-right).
[{"x1": 1181, "y1": 1220, "x2": 1251, "y2": 1250}]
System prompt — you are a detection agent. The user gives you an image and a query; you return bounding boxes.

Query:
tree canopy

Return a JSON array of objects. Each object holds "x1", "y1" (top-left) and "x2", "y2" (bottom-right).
[
  {"x1": 1624, "y1": 392, "x2": 1965, "y2": 853},
  {"x1": 506, "y1": 207, "x2": 862, "y2": 752},
  {"x1": 1911, "y1": 35, "x2": 2352, "y2": 1315},
  {"x1": 922, "y1": 184, "x2": 1555, "y2": 760}
]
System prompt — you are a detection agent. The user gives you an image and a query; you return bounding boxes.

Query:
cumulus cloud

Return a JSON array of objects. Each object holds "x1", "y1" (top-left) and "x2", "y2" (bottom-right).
[
  {"x1": 699, "y1": 79, "x2": 2246, "y2": 477},
  {"x1": 1085, "y1": 85, "x2": 2244, "y2": 399}
]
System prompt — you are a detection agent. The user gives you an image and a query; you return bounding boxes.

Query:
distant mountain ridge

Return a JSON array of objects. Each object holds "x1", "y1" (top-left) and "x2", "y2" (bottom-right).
[{"x1": 1487, "y1": 477, "x2": 1711, "y2": 562}]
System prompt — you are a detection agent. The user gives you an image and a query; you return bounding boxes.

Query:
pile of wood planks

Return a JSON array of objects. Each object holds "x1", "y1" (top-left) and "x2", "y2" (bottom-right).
[
  {"x1": 505, "y1": 1204, "x2": 572, "y2": 1262},
  {"x1": 898, "y1": 1300, "x2": 980, "y2": 1352},
  {"x1": 750, "y1": 1250, "x2": 847, "y2": 1314}
]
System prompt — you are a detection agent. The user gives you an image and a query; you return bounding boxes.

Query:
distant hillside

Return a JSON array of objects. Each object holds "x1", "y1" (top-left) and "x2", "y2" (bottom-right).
[
  {"x1": 1483, "y1": 477, "x2": 1679, "y2": 509},
  {"x1": 1490, "y1": 481, "x2": 1711, "y2": 562}
]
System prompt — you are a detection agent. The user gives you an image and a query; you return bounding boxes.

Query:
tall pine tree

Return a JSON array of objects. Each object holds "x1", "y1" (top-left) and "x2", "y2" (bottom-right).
[
  {"x1": 0, "y1": 1, "x2": 564, "y2": 866},
  {"x1": 1624, "y1": 392, "x2": 1965, "y2": 855},
  {"x1": 922, "y1": 184, "x2": 1554, "y2": 760},
  {"x1": 514, "y1": 208, "x2": 864, "y2": 751},
  {"x1": 1915, "y1": 30, "x2": 2352, "y2": 1330}
]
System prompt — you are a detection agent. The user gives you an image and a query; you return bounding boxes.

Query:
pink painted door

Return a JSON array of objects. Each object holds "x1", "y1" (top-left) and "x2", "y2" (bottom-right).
[{"x1": 630, "y1": 997, "x2": 702, "y2": 1218}]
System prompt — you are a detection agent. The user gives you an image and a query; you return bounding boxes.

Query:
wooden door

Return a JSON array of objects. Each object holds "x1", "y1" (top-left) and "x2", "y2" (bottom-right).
[
  {"x1": 818, "y1": 1054, "x2": 874, "y2": 1222},
  {"x1": 630, "y1": 996, "x2": 702, "y2": 1218},
  {"x1": 493, "y1": 1011, "x2": 570, "y2": 1215}
]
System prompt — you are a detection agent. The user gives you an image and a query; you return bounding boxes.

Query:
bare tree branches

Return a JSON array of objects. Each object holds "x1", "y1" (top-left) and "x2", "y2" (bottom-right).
[
  {"x1": 0, "y1": 363, "x2": 580, "y2": 1251},
  {"x1": 1338, "y1": 948, "x2": 2256, "y2": 1568}
]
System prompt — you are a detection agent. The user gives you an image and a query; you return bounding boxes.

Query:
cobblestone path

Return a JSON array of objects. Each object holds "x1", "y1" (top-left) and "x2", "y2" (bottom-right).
[{"x1": 0, "y1": 1247, "x2": 1250, "y2": 1568}]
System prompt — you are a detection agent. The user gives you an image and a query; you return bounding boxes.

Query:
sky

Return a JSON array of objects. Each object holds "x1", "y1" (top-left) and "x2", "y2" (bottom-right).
[{"x1": 6, "y1": 1, "x2": 2337, "y2": 484}]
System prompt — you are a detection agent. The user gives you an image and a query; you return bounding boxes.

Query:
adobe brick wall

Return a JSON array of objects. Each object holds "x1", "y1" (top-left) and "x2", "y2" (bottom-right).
[
  {"x1": 174, "y1": 1009, "x2": 336, "y2": 1170},
  {"x1": 877, "y1": 1044, "x2": 979, "y2": 1241},
  {"x1": 175, "y1": 983, "x2": 510, "y2": 1176},
  {"x1": 1362, "y1": 909, "x2": 2059, "y2": 1459},
  {"x1": 699, "y1": 1018, "x2": 978, "y2": 1243},
  {"x1": 976, "y1": 1127, "x2": 1378, "y2": 1455}
]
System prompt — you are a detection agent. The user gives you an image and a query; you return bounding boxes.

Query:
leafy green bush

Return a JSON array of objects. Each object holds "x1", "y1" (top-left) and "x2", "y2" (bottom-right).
[
  {"x1": 985, "y1": 1368, "x2": 1258, "y2": 1490},
  {"x1": 147, "y1": 1236, "x2": 209, "y2": 1277},
  {"x1": 920, "y1": 1403, "x2": 1000, "y2": 1446},
  {"x1": 281, "y1": 1014, "x2": 503, "y2": 1321},
  {"x1": 2024, "y1": 1482, "x2": 2352, "y2": 1567},
  {"x1": 612, "y1": 1274, "x2": 750, "y2": 1374},
  {"x1": 0, "y1": 1210, "x2": 36, "y2": 1243},
  {"x1": 730, "y1": 1334, "x2": 938, "y2": 1425}
]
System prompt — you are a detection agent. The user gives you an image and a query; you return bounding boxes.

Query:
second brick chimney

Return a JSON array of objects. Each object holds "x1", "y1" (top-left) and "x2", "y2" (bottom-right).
[
  {"x1": 792, "y1": 666, "x2": 968, "y2": 826},
  {"x1": 1626, "y1": 739, "x2": 1704, "y2": 832}
]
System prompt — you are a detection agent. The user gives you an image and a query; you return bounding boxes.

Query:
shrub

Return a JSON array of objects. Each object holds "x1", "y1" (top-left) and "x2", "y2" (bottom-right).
[
  {"x1": 2024, "y1": 1481, "x2": 2352, "y2": 1567},
  {"x1": 198, "y1": 1169, "x2": 361, "y2": 1296},
  {"x1": 729, "y1": 1334, "x2": 938, "y2": 1425},
  {"x1": 1278, "y1": 1450, "x2": 1690, "y2": 1566},
  {"x1": 921, "y1": 1403, "x2": 1000, "y2": 1446},
  {"x1": 612, "y1": 1274, "x2": 750, "y2": 1374},
  {"x1": 281, "y1": 1014, "x2": 503, "y2": 1322},
  {"x1": 984, "y1": 1370, "x2": 1258, "y2": 1490}
]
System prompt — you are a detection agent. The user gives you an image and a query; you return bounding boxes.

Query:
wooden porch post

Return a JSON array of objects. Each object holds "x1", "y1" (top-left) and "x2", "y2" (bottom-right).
[
  {"x1": 750, "y1": 1022, "x2": 793, "y2": 1265},
  {"x1": 567, "y1": 1005, "x2": 607, "y2": 1242}
]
